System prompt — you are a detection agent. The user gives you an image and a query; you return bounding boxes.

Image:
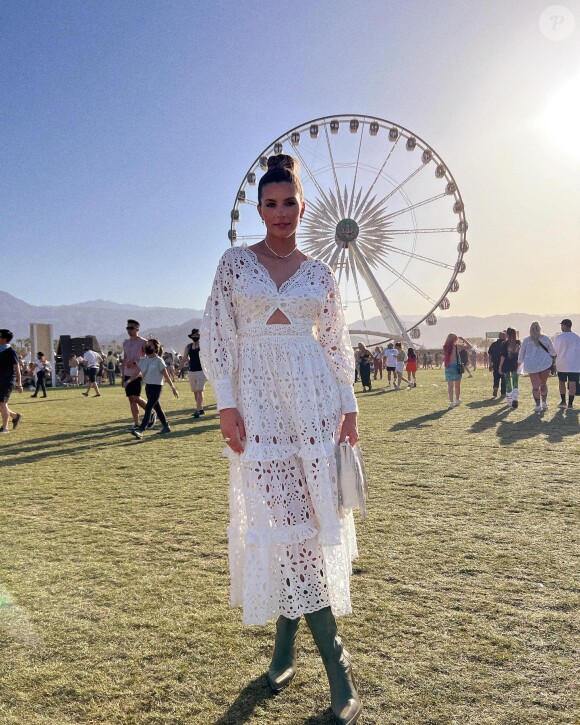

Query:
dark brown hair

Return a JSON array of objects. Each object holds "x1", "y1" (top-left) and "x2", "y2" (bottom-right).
[
  {"x1": 506, "y1": 327, "x2": 519, "y2": 355},
  {"x1": 145, "y1": 338, "x2": 163, "y2": 357},
  {"x1": 257, "y1": 154, "x2": 303, "y2": 204}
]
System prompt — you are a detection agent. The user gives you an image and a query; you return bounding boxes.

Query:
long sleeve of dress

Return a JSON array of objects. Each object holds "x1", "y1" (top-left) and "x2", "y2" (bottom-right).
[
  {"x1": 200, "y1": 250, "x2": 239, "y2": 411},
  {"x1": 314, "y1": 268, "x2": 358, "y2": 414}
]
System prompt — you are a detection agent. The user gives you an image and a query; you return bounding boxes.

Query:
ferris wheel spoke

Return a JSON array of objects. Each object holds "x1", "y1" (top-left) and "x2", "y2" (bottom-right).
[
  {"x1": 377, "y1": 256, "x2": 435, "y2": 302},
  {"x1": 353, "y1": 138, "x2": 400, "y2": 217},
  {"x1": 348, "y1": 129, "x2": 365, "y2": 217},
  {"x1": 383, "y1": 193, "x2": 447, "y2": 220},
  {"x1": 350, "y1": 243, "x2": 411, "y2": 341},
  {"x1": 292, "y1": 146, "x2": 336, "y2": 211},
  {"x1": 323, "y1": 125, "x2": 346, "y2": 218},
  {"x1": 328, "y1": 244, "x2": 343, "y2": 278},
  {"x1": 366, "y1": 163, "x2": 428, "y2": 212},
  {"x1": 235, "y1": 235, "x2": 266, "y2": 240},
  {"x1": 387, "y1": 227, "x2": 457, "y2": 235},
  {"x1": 382, "y1": 245, "x2": 455, "y2": 270},
  {"x1": 308, "y1": 197, "x2": 341, "y2": 227}
]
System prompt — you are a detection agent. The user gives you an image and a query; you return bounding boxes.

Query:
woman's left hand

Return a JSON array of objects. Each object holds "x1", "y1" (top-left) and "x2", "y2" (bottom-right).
[{"x1": 339, "y1": 412, "x2": 359, "y2": 445}]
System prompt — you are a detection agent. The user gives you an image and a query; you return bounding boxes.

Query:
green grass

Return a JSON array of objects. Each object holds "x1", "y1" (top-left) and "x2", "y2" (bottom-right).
[{"x1": 0, "y1": 372, "x2": 578, "y2": 724}]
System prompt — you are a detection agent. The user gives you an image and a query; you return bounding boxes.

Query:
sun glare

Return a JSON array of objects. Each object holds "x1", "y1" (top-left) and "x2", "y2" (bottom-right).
[{"x1": 539, "y1": 72, "x2": 580, "y2": 159}]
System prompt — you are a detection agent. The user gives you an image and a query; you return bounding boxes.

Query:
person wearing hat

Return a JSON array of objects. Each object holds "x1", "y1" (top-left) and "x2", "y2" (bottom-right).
[
  {"x1": 553, "y1": 319, "x2": 580, "y2": 409},
  {"x1": 179, "y1": 328, "x2": 206, "y2": 418}
]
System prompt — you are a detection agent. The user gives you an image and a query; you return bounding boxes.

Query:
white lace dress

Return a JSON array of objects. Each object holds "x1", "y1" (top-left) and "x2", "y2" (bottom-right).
[{"x1": 201, "y1": 245, "x2": 359, "y2": 626}]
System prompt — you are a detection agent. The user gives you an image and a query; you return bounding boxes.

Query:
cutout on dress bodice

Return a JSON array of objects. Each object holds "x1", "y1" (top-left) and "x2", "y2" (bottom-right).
[{"x1": 266, "y1": 309, "x2": 291, "y2": 325}]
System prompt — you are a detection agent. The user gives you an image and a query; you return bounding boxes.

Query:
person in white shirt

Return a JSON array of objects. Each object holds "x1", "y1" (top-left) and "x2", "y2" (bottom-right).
[
  {"x1": 553, "y1": 318, "x2": 580, "y2": 409},
  {"x1": 518, "y1": 321, "x2": 556, "y2": 413},
  {"x1": 384, "y1": 343, "x2": 398, "y2": 387},
  {"x1": 82, "y1": 346, "x2": 103, "y2": 398}
]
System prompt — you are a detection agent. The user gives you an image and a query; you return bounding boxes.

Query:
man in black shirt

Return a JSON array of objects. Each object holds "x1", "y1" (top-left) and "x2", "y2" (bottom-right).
[
  {"x1": 0, "y1": 329, "x2": 23, "y2": 433},
  {"x1": 487, "y1": 332, "x2": 507, "y2": 397},
  {"x1": 179, "y1": 328, "x2": 206, "y2": 418}
]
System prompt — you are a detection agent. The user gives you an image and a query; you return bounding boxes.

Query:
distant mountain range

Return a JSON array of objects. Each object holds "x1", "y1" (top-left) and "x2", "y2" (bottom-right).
[
  {"x1": 2, "y1": 290, "x2": 576, "y2": 352},
  {"x1": 0, "y1": 290, "x2": 203, "y2": 346},
  {"x1": 350, "y1": 313, "x2": 578, "y2": 348}
]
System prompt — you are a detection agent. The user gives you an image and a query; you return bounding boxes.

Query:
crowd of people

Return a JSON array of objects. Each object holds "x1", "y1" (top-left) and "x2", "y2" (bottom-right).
[
  {"x1": 444, "y1": 319, "x2": 578, "y2": 411},
  {"x1": 350, "y1": 321, "x2": 579, "y2": 415},
  {"x1": 0, "y1": 322, "x2": 208, "y2": 437}
]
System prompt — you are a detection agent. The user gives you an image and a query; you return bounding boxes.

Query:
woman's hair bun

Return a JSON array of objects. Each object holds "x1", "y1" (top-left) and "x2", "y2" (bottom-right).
[{"x1": 267, "y1": 154, "x2": 300, "y2": 174}]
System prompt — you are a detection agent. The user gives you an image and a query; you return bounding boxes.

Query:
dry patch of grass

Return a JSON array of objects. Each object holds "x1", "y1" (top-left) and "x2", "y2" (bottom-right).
[{"x1": 0, "y1": 372, "x2": 578, "y2": 724}]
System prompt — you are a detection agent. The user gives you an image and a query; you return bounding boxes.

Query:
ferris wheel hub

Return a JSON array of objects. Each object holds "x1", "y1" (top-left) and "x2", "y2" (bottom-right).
[{"x1": 335, "y1": 218, "x2": 360, "y2": 246}]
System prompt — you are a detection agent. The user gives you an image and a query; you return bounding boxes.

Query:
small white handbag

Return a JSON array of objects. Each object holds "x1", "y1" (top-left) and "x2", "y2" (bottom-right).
[{"x1": 336, "y1": 438, "x2": 368, "y2": 517}]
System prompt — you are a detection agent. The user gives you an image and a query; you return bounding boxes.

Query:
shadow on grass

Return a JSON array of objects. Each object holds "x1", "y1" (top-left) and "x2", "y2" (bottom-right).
[
  {"x1": 496, "y1": 407, "x2": 579, "y2": 445},
  {"x1": 469, "y1": 406, "x2": 512, "y2": 434},
  {"x1": 213, "y1": 674, "x2": 274, "y2": 724},
  {"x1": 0, "y1": 411, "x2": 222, "y2": 467},
  {"x1": 390, "y1": 408, "x2": 448, "y2": 431},
  {"x1": 466, "y1": 397, "x2": 503, "y2": 409},
  {"x1": 213, "y1": 674, "x2": 335, "y2": 725}
]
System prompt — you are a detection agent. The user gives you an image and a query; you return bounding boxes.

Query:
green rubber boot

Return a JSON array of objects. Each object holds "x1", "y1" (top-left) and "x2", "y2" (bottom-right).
[
  {"x1": 305, "y1": 607, "x2": 362, "y2": 725},
  {"x1": 267, "y1": 615, "x2": 300, "y2": 692}
]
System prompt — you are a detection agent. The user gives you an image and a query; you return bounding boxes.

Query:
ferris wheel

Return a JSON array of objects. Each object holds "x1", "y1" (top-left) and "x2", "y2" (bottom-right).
[{"x1": 229, "y1": 114, "x2": 468, "y2": 344}]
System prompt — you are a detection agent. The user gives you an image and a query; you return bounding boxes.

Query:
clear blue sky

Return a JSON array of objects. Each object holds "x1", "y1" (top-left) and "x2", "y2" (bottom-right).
[{"x1": 1, "y1": 0, "x2": 579, "y2": 315}]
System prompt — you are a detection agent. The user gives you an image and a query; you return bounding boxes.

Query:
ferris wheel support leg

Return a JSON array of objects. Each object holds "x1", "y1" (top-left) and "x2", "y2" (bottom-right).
[
  {"x1": 327, "y1": 246, "x2": 343, "y2": 272},
  {"x1": 349, "y1": 243, "x2": 412, "y2": 345}
]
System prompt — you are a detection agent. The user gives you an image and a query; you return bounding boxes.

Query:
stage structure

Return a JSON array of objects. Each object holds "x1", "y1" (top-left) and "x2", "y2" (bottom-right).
[
  {"x1": 228, "y1": 115, "x2": 468, "y2": 345},
  {"x1": 30, "y1": 323, "x2": 56, "y2": 388}
]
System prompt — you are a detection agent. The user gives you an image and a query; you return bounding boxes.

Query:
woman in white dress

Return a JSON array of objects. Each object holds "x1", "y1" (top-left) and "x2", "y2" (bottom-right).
[{"x1": 201, "y1": 155, "x2": 362, "y2": 724}]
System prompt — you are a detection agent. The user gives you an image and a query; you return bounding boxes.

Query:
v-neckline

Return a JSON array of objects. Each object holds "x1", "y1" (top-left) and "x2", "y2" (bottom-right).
[{"x1": 244, "y1": 247, "x2": 312, "y2": 293}]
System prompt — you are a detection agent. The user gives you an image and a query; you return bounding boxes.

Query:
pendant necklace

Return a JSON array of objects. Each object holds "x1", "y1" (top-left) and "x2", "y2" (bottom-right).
[{"x1": 263, "y1": 238, "x2": 297, "y2": 259}]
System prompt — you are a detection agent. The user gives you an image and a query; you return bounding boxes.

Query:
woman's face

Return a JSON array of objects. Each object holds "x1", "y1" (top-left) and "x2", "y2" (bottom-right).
[{"x1": 258, "y1": 182, "x2": 304, "y2": 239}]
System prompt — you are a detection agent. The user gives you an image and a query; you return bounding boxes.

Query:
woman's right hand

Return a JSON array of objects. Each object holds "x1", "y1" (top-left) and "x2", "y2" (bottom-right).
[{"x1": 219, "y1": 408, "x2": 246, "y2": 454}]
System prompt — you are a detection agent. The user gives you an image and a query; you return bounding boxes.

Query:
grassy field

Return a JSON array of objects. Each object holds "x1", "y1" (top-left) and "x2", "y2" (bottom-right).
[{"x1": 0, "y1": 371, "x2": 578, "y2": 725}]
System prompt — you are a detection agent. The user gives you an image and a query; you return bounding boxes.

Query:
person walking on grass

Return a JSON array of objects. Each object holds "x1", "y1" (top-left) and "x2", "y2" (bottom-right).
[
  {"x1": 384, "y1": 342, "x2": 397, "y2": 386},
  {"x1": 178, "y1": 328, "x2": 207, "y2": 418},
  {"x1": 30, "y1": 352, "x2": 50, "y2": 398},
  {"x1": 518, "y1": 321, "x2": 556, "y2": 413},
  {"x1": 122, "y1": 320, "x2": 156, "y2": 430},
  {"x1": 373, "y1": 347, "x2": 383, "y2": 381},
  {"x1": 358, "y1": 342, "x2": 372, "y2": 392},
  {"x1": 81, "y1": 346, "x2": 102, "y2": 397},
  {"x1": 0, "y1": 329, "x2": 23, "y2": 433},
  {"x1": 201, "y1": 154, "x2": 362, "y2": 724},
  {"x1": 488, "y1": 332, "x2": 507, "y2": 398},
  {"x1": 69, "y1": 354, "x2": 79, "y2": 387},
  {"x1": 406, "y1": 347, "x2": 418, "y2": 387},
  {"x1": 499, "y1": 327, "x2": 521, "y2": 408},
  {"x1": 124, "y1": 338, "x2": 178, "y2": 439},
  {"x1": 394, "y1": 342, "x2": 406, "y2": 389},
  {"x1": 105, "y1": 351, "x2": 117, "y2": 385},
  {"x1": 458, "y1": 342, "x2": 473, "y2": 378},
  {"x1": 553, "y1": 319, "x2": 580, "y2": 410},
  {"x1": 443, "y1": 333, "x2": 463, "y2": 408}
]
